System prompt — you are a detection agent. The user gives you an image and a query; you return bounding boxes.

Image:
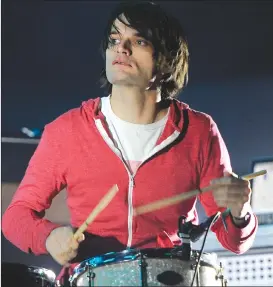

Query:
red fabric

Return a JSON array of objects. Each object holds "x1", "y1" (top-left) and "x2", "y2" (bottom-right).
[{"x1": 2, "y1": 98, "x2": 257, "y2": 265}]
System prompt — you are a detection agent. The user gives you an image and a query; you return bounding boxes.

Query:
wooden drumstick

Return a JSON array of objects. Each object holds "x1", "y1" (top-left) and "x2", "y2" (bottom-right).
[
  {"x1": 73, "y1": 184, "x2": 119, "y2": 240},
  {"x1": 239, "y1": 169, "x2": 267, "y2": 181},
  {"x1": 134, "y1": 170, "x2": 267, "y2": 216}
]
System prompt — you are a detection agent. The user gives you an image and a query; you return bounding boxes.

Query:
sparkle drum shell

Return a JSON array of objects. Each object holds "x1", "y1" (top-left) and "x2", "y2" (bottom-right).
[{"x1": 70, "y1": 248, "x2": 226, "y2": 286}]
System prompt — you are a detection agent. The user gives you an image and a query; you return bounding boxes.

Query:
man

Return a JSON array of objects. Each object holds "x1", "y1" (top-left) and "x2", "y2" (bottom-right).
[{"x1": 2, "y1": 1, "x2": 257, "y2": 284}]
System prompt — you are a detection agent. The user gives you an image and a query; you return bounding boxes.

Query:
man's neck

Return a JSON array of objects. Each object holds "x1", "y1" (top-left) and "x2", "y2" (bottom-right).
[{"x1": 110, "y1": 85, "x2": 168, "y2": 124}]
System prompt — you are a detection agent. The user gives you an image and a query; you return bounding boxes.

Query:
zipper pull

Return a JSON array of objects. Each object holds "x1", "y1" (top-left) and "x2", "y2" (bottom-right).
[{"x1": 130, "y1": 176, "x2": 135, "y2": 187}]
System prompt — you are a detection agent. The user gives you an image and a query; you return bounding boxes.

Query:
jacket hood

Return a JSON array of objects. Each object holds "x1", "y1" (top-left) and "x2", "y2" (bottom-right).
[{"x1": 81, "y1": 97, "x2": 190, "y2": 133}]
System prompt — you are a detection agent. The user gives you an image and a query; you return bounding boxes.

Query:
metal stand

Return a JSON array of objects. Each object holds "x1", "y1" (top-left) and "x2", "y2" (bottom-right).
[{"x1": 177, "y1": 216, "x2": 192, "y2": 260}]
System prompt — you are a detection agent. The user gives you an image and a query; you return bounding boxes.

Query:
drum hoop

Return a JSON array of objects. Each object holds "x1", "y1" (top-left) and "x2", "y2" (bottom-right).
[{"x1": 27, "y1": 266, "x2": 56, "y2": 282}]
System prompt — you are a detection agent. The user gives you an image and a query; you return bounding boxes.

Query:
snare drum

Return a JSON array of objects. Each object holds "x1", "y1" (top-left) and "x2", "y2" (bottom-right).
[
  {"x1": 70, "y1": 248, "x2": 227, "y2": 286},
  {"x1": 1, "y1": 262, "x2": 56, "y2": 287}
]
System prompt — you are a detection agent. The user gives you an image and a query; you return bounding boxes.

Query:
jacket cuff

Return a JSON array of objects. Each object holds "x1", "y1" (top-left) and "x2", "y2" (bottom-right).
[{"x1": 225, "y1": 212, "x2": 257, "y2": 241}]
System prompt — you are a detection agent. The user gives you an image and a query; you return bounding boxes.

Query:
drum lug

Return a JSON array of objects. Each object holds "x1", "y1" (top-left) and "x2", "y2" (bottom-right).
[
  {"x1": 191, "y1": 254, "x2": 199, "y2": 270},
  {"x1": 215, "y1": 262, "x2": 228, "y2": 287},
  {"x1": 139, "y1": 259, "x2": 148, "y2": 268},
  {"x1": 190, "y1": 263, "x2": 196, "y2": 270},
  {"x1": 139, "y1": 254, "x2": 148, "y2": 287},
  {"x1": 86, "y1": 265, "x2": 96, "y2": 287}
]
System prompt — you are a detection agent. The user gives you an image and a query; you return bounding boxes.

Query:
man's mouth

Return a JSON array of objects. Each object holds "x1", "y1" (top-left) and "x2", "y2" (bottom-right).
[{"x1": 112, "y1": 60, "x2": 132, "y2": 67}]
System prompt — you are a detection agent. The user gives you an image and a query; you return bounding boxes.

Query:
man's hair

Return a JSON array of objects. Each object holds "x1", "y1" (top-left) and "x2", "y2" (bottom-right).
[{"x1": 99, "y1": 1, "x2": 189, "y2": 100}]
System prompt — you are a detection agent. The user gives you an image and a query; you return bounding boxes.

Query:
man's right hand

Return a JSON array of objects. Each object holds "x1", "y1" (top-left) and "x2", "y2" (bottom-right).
[{"x1": 45, "y1": 226, "x2": 85, "y2": 266}]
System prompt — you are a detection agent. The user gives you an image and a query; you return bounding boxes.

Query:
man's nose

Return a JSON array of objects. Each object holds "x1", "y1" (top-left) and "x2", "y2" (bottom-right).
[{"x1": 117, "y1": 39, "x2": 132, "y2": 55}]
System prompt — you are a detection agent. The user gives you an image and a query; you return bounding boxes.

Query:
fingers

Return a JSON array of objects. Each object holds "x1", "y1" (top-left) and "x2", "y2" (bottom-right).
[
  {"x1": 46, "y1": 226, "x2": 85, "y2": 266},
  {"x1": 59, "y1": 236, "x2": 85, "y2": 266},
  {"x1": 58, "y1": 248, "x2": 78, "y2": 266},
  {"x1": 54, "y1": 242, "x2": 78, "y2": 266},
  {"x1": 210, "y1": 173, "x2": 251, "y2": 210},
  {"x1": 70, "y1": 237, "x2": 80, "y2": 251},
  {"x1": 214, "y1": 193, "x2": 250, "y2": 207},
  {"x1": 223, "y1": 170, "x2": 238, "y2": 178},
  {"x1": 74, "y1": 233, "x2": 85, "y2": 244},
  {"x1": 213, "y1": 183, "x2": 251, "y2": 198},
  {"x1": 211, "y1": 174, "x2": 250, "y2": 187},
  {"x1": 60, "y1": 235, "x2": 84, "y2": 263}
]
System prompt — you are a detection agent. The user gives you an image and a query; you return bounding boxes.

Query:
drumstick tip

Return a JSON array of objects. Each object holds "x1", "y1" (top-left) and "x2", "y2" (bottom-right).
[
  {"x1": 260, "y1": 169, "x2": 267, "y2": 175},
  {"x1": 242, "y1": 169, "x2": 267, "y2": 180}
]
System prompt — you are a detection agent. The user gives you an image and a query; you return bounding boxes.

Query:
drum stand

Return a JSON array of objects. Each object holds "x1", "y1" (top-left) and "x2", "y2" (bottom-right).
[
  {"x1": 176, "y1": 216, "x2": 203, "y2": 287},
  {"x1": 177, "y1": 216, "x2": 201, "y2": 286},
  {"x1": 177, "y1": 215, "x2": 192, "y2": 261}
]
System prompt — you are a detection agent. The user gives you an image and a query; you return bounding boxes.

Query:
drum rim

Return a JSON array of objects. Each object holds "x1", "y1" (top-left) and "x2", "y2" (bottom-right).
[{"x1": 27, "y1": 265, "x2": 56, "y2": 282}]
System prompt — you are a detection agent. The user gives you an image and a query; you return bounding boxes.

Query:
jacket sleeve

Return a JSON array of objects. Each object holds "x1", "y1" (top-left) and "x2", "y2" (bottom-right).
[
  {"x1": 2, "y1": 123, "x2": 66, "y2": 255},
  {"x1": 198, "y1": 117, "x2": 258, "y2": 254}
]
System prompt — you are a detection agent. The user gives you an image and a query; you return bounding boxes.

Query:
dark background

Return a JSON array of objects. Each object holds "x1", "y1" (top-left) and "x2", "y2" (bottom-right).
[{"x1": 2, "y1": 0, "x2": 273, "y2": 277}]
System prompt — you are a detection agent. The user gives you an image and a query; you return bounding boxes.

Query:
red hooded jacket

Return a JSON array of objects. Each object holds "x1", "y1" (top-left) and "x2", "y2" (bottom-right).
[{"x1": 2, "y1": 98, "x2": 257, "y2": 271}]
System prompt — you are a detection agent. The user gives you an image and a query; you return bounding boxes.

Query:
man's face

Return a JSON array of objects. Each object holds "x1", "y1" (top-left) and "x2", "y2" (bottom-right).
[{"x1": 105, "y1": 15, "x2": 155, "y2": 89}]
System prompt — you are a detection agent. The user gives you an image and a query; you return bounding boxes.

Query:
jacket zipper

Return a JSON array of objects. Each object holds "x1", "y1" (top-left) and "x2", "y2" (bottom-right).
[
  {"x1": 95, "y1": 119, "x2": 180, "y2": 248},
  {"x1": 95, "y1": 119, "x2": 136, "y2": 247},
  {"x1": 127, "y1": 176, "x2": 135, "y2": 247},
  {"x1": 126, "y1": 128, "x2": 180, "y2": 247}
]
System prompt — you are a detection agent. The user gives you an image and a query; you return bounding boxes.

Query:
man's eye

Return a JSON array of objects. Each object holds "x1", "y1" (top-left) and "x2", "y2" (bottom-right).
[
  {"x1": 109, "y1": 38, "x2": 120, "y2": 45},
  {"x1": 136, "y1": 39, "x2": 148, "y2": 46},
  {"x1": 108, "y1": 37, "x2": 149, "y2": 47}
]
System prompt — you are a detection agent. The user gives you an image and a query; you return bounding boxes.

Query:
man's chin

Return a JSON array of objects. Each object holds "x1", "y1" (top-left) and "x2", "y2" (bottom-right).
[{"x1": 111, "y1": 78, "x2": 136, "y2": 86}]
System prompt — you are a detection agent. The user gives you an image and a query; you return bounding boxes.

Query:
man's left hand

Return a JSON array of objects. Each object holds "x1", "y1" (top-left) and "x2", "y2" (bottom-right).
[{"x1": 210, "y1": 171, "x2": 251, "y2": 218}]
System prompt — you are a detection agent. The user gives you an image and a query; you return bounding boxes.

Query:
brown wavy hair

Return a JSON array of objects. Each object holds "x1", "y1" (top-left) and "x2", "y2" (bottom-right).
[{"x1": 99, "y1": 1, "x2": 189, "y2": 100}]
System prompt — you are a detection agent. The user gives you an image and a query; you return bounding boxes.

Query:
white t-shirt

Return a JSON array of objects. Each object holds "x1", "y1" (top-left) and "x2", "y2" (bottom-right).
[{"x1": 101, "y1": 96, "x2": 169, "y2": 174}]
